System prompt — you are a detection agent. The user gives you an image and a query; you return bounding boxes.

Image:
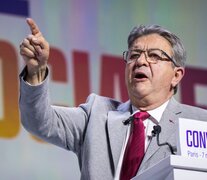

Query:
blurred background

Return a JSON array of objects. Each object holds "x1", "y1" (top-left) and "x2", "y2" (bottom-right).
[{"x1": 0, "y1": 0, "x2": 207, "y2": 179}]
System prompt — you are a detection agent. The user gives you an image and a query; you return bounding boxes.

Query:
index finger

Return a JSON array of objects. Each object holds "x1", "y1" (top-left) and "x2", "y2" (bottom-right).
[{"x1": 26, "y1": 18, "x2": 41, "y2": 35}]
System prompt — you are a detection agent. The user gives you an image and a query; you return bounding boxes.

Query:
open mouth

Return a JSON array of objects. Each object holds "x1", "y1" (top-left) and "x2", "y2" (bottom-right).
[{"x1": 134, "y1": 72, "x2": 148, "y2": 80}]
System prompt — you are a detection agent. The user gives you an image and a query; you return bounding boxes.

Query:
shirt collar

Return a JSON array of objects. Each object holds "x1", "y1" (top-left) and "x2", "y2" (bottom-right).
[{"x1": 132, "y1": 100, "x2": 169, "y2": 123}]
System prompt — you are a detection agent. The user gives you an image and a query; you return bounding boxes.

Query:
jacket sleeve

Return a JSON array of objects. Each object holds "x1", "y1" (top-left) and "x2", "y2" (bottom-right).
[{"x1": 19, "y1": 68, "x2": 95, "y2": 154}]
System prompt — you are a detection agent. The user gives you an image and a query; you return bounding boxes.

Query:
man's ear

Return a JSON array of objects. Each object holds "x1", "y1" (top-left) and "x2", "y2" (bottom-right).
[{"x1": 171, "y1": 67, "x2": 185, "y2": 88}]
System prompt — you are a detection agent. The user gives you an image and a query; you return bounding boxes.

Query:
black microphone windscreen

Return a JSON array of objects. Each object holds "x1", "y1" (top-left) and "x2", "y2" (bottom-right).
[{"x1": 153, "y1": 125, "x2": 161, "y2": 133}]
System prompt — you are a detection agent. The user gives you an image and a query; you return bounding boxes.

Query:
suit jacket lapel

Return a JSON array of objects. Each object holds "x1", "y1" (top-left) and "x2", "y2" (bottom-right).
[
  {"x1": 107, "y1": 100, "x2": 131, "y2": 172},
  {"x1": 140, "y1": 98, "x2": 182, "y2": 168}
]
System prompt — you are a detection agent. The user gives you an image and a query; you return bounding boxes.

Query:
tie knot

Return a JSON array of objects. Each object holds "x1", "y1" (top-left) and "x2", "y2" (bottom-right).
[{"x1": 133, "y1": 111, "x2": 149, "y2": 121}]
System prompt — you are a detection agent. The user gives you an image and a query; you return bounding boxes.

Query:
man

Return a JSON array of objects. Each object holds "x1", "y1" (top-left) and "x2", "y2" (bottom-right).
[{"x1": 19, "y1": 18, "x2": 207, "y2": 180}]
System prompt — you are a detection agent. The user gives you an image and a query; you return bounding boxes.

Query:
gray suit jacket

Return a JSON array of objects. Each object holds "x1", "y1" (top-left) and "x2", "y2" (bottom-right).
[{"x1": 19, "y1": 74, "x2": 207, "y2": 180}]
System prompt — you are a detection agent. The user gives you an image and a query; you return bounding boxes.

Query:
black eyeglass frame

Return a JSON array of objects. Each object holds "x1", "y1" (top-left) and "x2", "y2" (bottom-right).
[{"x1": 123, "y1": 48, "x2": 179, "y2": 67}]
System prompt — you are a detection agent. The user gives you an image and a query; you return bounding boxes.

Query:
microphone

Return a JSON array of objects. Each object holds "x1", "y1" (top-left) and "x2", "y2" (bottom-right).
[
  {"x1": 152, "y1": 125, "x2": 177, "y2": 155},
  {"x1": 122, "y1": 116, "x2": 134, "y2": 125}
]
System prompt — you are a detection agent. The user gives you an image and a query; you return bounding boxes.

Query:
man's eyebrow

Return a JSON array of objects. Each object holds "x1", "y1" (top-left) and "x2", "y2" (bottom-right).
[{"x1": 130, "y1": 48, "x2": 144, "y2": 51}]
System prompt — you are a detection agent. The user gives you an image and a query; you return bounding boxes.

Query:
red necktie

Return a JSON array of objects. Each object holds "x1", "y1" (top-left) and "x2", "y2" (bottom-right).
[{"x1": 120, "y1": 111, "x2": 150, "y2": 180}]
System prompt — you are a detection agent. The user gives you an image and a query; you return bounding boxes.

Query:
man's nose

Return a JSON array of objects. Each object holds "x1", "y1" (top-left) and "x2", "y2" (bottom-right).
[{"x1": 135, "y1": 52, "x2": 149, "y2": 66}]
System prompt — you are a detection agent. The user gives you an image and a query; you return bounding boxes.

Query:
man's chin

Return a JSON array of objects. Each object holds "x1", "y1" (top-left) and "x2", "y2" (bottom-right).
[{"x1": 130, "y1": 87, "x2": 150, "y2": 98}]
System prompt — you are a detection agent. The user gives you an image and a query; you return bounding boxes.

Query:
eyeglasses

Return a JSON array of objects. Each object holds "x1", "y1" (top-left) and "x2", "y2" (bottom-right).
[{"x1": 123, "y1": 48, "x2": 179, "y2": 67}]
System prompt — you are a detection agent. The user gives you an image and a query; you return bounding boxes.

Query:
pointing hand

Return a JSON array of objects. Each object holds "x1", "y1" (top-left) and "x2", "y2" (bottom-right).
[{"x1": 20, "y1": 18, "x2": 50, "y2": 84}]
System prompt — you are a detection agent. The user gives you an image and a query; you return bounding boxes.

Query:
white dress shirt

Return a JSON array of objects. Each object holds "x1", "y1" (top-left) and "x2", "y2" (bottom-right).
[{"x1": 114, "y1": 100, "x2": 169, "y2": 180}]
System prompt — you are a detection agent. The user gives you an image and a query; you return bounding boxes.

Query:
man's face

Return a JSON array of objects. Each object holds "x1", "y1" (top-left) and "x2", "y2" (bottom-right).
[{"x1": 125, "y1": 33, "x2": 184, "y2": 108}]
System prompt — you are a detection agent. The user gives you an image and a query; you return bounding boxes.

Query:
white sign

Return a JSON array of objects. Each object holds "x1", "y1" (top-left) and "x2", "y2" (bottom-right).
[{"x1": 177, "y1": 118, "x2": 207, "y2": 159}]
